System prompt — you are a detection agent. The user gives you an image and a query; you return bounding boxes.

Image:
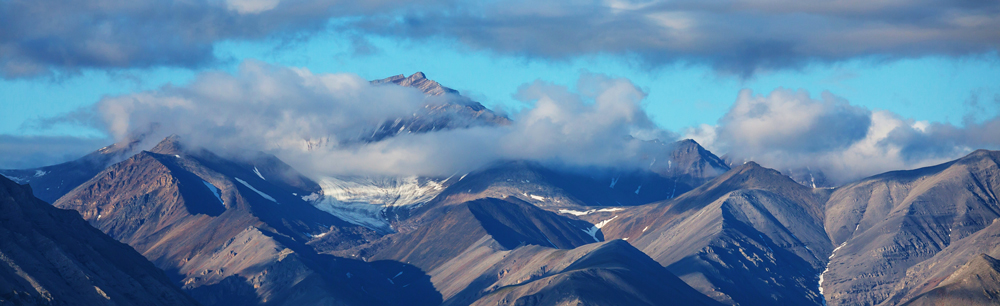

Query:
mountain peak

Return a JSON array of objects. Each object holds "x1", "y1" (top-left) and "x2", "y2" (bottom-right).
[
  {"x1": 149, "y1": 135, "x2": 184, "y2": 155},
  {"x1": 372, "y1": 72, "x2": 458, "y2": 96},
  {"x1": 408, "y1": 71, "x2": 426, "y2": 80}
]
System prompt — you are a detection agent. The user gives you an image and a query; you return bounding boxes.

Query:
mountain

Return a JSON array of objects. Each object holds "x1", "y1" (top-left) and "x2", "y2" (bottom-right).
[
  {"x1": 53, "y1": 136, "x2": 440, "y2": 306},
  {"x1": 328, "y1": 194, "x2": 721, "y2": 306},
  {"x1": 822, "y1": 149, "x2": 1000, "y2": 306},
  {"x1": 880, "y1": 219, "x2": 1000, "y2": 305},
  {"x1": 0, "y1": 173, "x2": 197, "y2": 305},
  {"x1": 0, "y1": 137, "x2": 146, "y2": 203},
  {"x1": 360, "y1": 72, "x2": 511, "y2": 143},
  {"x1": 466, "y1": 240, "x2": 724, "y2": 306},
  {"x1": 429, "y1": 139, "x2": 730, "y2": 209},
  {"x1": 598, "y1": 162, "x2": 832, "y2": 306},
  {"x1": 353, "y1": 197, "x2": 598, "y2": 271},
  {"x1": 899, "y1": 253, "x2": 1000, "y2": 306}
]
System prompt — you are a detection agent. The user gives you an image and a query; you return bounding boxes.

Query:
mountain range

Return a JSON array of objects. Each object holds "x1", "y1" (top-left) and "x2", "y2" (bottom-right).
[{"x1": 3, "y1": 73, "x2": 1000, "y2": 306}]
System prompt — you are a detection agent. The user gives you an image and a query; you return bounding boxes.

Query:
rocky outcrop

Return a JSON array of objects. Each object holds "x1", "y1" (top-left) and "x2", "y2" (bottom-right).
[{"x1": 0, "y1": 173, "x2": 197, "y2": 305}]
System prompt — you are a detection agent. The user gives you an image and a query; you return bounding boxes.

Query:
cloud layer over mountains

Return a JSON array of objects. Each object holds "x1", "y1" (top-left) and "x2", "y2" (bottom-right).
[
  {"x1": 3, "y1": 0, "x2": 998, "y2": 78},
  {"x1": 44, "y1": 61, "x2": 667, "y2": 177},
  {"x1": 687, "y1": 88, "x2": 1000, "y2": 183},
  {"x1": 6, "y1": 60, "x2": 989, "y2": 184}
]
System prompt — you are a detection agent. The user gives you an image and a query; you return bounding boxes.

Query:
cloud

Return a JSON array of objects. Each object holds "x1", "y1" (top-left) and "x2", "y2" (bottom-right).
[
  {"x1": 2, "y1": 0, "x2": 997, "y2": 78},
  {"x1": 47, "y1": 61, "x2": 675, "y2": 177},
  {"x1": 689, "y1": 88, "x2": 1000, "y2": 183},
  {"x1": 0, "y1": 135, "x2": 110, "y2": 169},
  {"x1": 0, "y1": 0, "x2": 452, "y2": 78},
  {"x1": 353, "y1": 0, "x2": 1000, "y2": 77}
]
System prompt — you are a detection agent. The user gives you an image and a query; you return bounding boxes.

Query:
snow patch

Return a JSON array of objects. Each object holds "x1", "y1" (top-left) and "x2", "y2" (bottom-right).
[
  {"x1": 582, "y1": 216, "x2": 618, "y2": 242},
  {"x1": 634, "y1": 185, "x2": 642, "y2": 194},
  {"x1": 558, "y1": 207, "x2": 624, "y2": 216},
  {"x1": 311, "y1": 176, "x2": 446, "y2": 231},
  {"x1": 529, "y1": 194, "x2": 545, "y2": 201},
  {"x1": 235, "y1": 178, "x2": 277, "y2": 203},
  {"x1": 253, "y1": 166, "x2": 266, "y2": 180},
  {"x1": 33, "y1": 170, "x2": 47, "y2": 177},
  {"x1": 301, "y1": 192, "x2": 321, "y2": 202},
  {"x1": 202, "y1": 180, "x2": 224, "y2": 204},
  {"x1": 819, "y1": 242, "x2": 848, "y2": 297},
  {"x1": 609, "y1": 176, "x2": 620, "y2": 188},
  {"x1": 642, "y1": 226, "x2": 649, "y2": 232}
]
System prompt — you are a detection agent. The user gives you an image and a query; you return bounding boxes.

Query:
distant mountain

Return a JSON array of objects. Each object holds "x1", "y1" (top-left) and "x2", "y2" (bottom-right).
[
  {"x1": 599, "y1": 162, "x2": 832, "y2": 306},
  {"x1": 359, "y1": 72, "x2": 510, "y2": 143},
  {"x1": 53, "y1": 136, "x2": 440, "y2": 306},
  {"x1": 0, "y1": 173, "x2": 197, "y2": 305},
  {"x1": 430, "y1": 139, "x2": 730, "y2": 208},
  {"x1": 823, "y1": 149, "x2": 1000, "y2": 306},
  {"x1": 0, "y1": 137, "x2": 145, "y2": 203}
]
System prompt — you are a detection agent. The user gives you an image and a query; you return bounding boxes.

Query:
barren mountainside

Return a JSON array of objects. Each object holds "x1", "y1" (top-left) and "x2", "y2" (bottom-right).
[{"x1": 0, "y1": 174, "x2": 197, "y2": 306}]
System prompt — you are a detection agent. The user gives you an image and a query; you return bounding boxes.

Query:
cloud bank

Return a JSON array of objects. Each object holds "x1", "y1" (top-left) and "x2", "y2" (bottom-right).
[
  {"x1": 687, "y1": 88, "x2": 1000, "y2": 183},
  {"x1": 0, "y1": 0, "x2": 451, "y2": 78},
  {"x1": 54, "y1": 60, "x2": 672, "y2": 177},
  {"x1": 2, "y1": 0, "x2": 998, "y2": 78}
]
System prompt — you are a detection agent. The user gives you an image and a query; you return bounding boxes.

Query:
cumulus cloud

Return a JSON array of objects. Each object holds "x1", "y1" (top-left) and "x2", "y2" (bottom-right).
[
  {"x1": 49, "y1": 61, "x2": 675, "y2": 177},
  {"x1": 689, "y1": 88, "x2": 1000, "y2": 183}
]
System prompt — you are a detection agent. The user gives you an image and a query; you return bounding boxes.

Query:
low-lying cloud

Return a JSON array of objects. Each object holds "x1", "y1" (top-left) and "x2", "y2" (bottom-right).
[
  {"x1": 50, "y1": 60, "x2": 674, "y2": 177},
  {"x1": 687, "y1": 88, "x2": 1000, "y2": 183}
]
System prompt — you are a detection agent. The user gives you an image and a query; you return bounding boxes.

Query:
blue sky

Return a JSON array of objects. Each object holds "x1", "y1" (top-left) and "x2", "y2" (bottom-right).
[
  {"x1": 4, "y1": 33, "x2": 998, "y2": 137},
  {"x1": 2, "y1": 0, "x2": 999, "y2": 180}
]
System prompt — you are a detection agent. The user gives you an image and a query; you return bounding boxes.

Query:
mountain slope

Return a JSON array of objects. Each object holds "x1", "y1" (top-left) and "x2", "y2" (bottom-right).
[
  {"x1": 601, "y1": 162, "x2": 832, "y2": 306},
  {"x1": 900, "y1": 253, "x2": 1000, "y2": 306},
  {"x1": 0, "y1": 174, "x2": 197, "y2": 305},
  {"x1": 53, "y1": 137, "x2": 439, "y2": 306},
  {"x1": 433, "y1": 139, "x2": 730, "y2": 210},
  {"x1": 879, "y1": 218, "x2": 1000, "y2": 305},
  {"x1": 822, "y1": 149, "x2": 1000, "y2": 306},
  {"x1": 359, "y1": 197, "x2": 597, "y2": 272},
  {"x1": 468, "y1": 240, "x2": 724, "y2": 306}
]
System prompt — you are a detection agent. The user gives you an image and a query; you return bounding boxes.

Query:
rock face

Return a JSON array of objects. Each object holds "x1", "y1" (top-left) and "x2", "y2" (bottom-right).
[
  {"x1": 822, "y1": 149, "x2": 1000, "y2": 306},
  {"x1": 900, "y1": 254, "x2": 1000, "y2": 306},
  {"x1": 602, "y1": 162, "x2": 832, "y2": 306},
  {"x1": 0, "y1": 174, "x2": 197, "y2": 306},
  {"x1": 53, "y1": 137, "x2": 439, "y2": 306}
]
